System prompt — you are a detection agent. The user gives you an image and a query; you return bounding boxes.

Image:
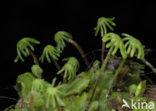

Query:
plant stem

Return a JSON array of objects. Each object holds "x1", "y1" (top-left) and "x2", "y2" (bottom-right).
[
  {"x1": 57, "y1": 81, "x2": 62, "y2": 86},
  {"x1": 42, "y1": 97, "x2": 48, "y2": 111},
  {"x1": 117, "y1": 66, "x2": 129, "y2": 85},
  {"x1": 49, "y1": 56, "x2": 66, "y2": 83},
  {"x1": 101, "y1": 42, "x2": 105, "y2": 61},
  {"x1": 68, "y1": 38, "x2": 90, "y2": 67},
  {"x1": 112, "y1": 58, "x2": 126, "y2": 86},
  {"x1": 85, "y1": 46, "x2": 113, "y2": 111},
  {"x1": 30, "y1": 91, "x2": 34, "y2": 111},
  {"x1": 141, "y1": 58, "x2": 156, "y2": 74},
  {"x1": 28, "y1": 48, "x2": 39, "y2": 65},
  {"x1": 106, "y1": 59, "x2": 126, "y2": 100},
  {"x1": 28, "y1": 49, "x2": 42, "y2": 78},
  {"x1": 50, "y1": 56, "x2": 61, "y2": 70},
  {"x1": 144, "y1": 74, "x2": 154, "y2": 85},
  {"x1": 55, "y1": 97, "x2": 63, "y2": 111},
  {"x1": 101, "y1": 46, "x2": 114, "y2": 71},
  {"x1": 0, "y1": 96, "x2": 17, "y2": 101}
]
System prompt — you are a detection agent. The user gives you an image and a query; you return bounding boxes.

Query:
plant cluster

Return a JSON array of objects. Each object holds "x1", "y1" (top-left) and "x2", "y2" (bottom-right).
[{"x1": 5, "y1": 17, "x2": 156, "y2": 111}]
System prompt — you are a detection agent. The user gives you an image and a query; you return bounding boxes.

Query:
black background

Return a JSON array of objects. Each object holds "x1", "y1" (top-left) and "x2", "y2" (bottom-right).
[{"x1": 1, "y1": 0, "x2": 156, "y2": 110}]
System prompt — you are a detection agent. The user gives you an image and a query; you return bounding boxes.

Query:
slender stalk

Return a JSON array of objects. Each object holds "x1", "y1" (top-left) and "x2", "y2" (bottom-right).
[
  {"x1": 55, "y1": 97, "x2": 63, "y2": 111},
  {"x1": 50, "y1": 56, "x2": 61, "y2": 70},
  {"x1": 117, "y1": 66, "x2": 129, "y2": 84},
  {"x1": 112, "y1": 59, "x2": 126, "y2": 86},
  {"x1": 101, "y1": 28, "x2": 107, "y2": 62},
  {"x1": 85, "y1": 46, "x2": 113, "y2": 111},
  {"x1": 49, "y1": 56, "x2": 66, "y2": 83},
  {"x1": 0, "y1": 96, "x2": 17, "y2": 101},
  {"x1": 57, "y1": 81, "x2": 62, "y2": 86},
  {"x1": 68, "y1": 38, "x2": 90, "y2": 67},
  {"x1": 28, "y1": 48, "x2": 39, "y2": 65},
  {"x1": 106, "y1": 59, "x2": 126, "y2": 100},
  {"x1": 28, "y1": 48, "x2": 42, "y2": 78},
  {"x1": 101, "y1": 42, "x2": 105, "y2": 61},
  {"x1": 144, "y1": 74, "x2": 154, "y2": 85},
  {"x1": 101, "y1": 46, "x2": 114, "y2": 71},
  {"x1": 141, "y1": 58, "x2": 156, "y2": 74},
  {"x1": 30, "y1": 91, "x2": 34, "y2": 111},
  {"x1": 42, "y1": 97, "x2": 48, "y2": 111}
]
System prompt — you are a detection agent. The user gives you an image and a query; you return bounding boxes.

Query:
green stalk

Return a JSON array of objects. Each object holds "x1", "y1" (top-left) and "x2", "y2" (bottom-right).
[
  {"x1": 67, "y1": 38, "x2": 90, "y2": 67},
  {"x1": 50, "y1": 56, "x2": 66, "y2": 83},
  {"x1": 42, "y1": 97, "x2": 48, "y2": 111},
  {"x1": 0, "y1": 96, "x2": 17, "y2": 101},
  {"x1": 106, "y1": 59, "x2": 126, "y2": 99},
  {"x1": 55, "y1": 97, "x2": 62, "y2": 111},
  {"x1": 50, "y1": 56, "x2": 61, "y2": 71},
  {"x1": 117, "y1": 66, "x2": 129, "y2": 85},
  {"x1": 112, "y1": 58, "x2": 126, "y2": 86},
  {"x1": 101, "y1": 46, "x2": 114, "y2": 72},
  {"x1": 49, "y1": 58, "x2": 65, "y2": 83},
  {"x1": 141, "y1": 58, "x2": 156, "y2": 74},
  {"x1": 85, "y1": 46, "x2": 113, "y2": 111},
  {"x1": 143, "y1": 74, "x2": 154, "y2": 85},
  {"x1": 28, "y1": 49, "x2": 42, "y2": 78},
  {"x1": 28, "y1": 48, "x2": 39, "y2": 65},
  {"x1": 30, "y1": 91, "x2": 34, "y2": 111},
  {"x1": 101, "y1": 28, "x2": 107, "y2": 62},
  {"x1": 101, "y1": 42, "x2": 105, "y2": 61}
]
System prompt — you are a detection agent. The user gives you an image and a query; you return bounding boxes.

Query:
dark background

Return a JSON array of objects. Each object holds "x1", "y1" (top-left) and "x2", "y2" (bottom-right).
[{"x1": 1, "y1": 0, "x2": 156, "y2": 110}]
